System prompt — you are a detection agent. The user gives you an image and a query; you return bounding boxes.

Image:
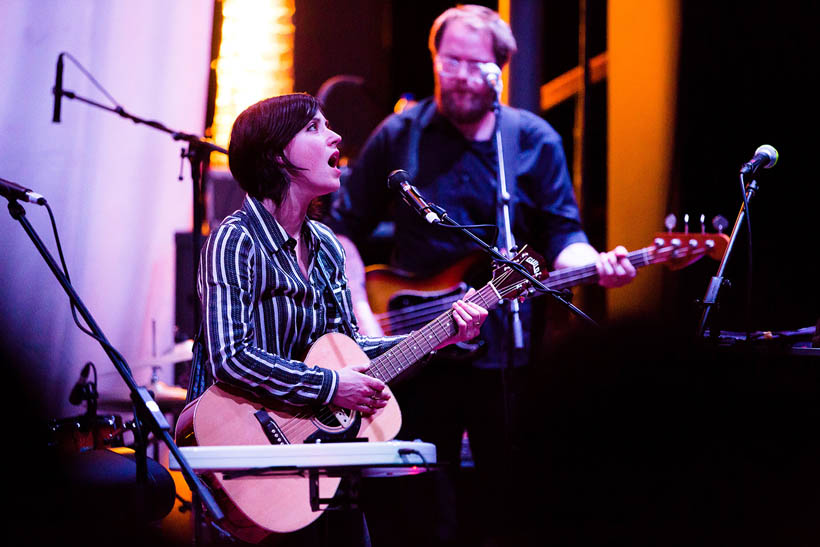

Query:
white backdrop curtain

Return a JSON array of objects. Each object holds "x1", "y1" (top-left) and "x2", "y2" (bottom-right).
[{"x1": 0, "y1": 0, "x2": 214, "y2": 423}]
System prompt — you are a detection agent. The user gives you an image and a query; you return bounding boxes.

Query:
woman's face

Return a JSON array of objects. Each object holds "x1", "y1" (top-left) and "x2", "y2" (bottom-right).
[{"x1": 283, "y1": 111, "x2": 342, "y2": 201}]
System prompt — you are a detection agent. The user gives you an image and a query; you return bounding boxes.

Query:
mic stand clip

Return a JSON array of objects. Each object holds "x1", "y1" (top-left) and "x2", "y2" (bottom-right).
[{"x1": 427, "y1": 202, "x2": 599, "y2": 328}]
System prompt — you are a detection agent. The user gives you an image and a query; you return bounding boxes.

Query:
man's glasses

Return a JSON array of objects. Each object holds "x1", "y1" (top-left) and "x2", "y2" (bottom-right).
[{"x1": 435, "y1": 55, "x2": 494, "y2": 79}]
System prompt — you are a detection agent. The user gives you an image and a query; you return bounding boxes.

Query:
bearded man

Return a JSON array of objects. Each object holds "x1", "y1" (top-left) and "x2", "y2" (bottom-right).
[{"x1": 327, "y1": 5, "x2": 635, "y2": 545}]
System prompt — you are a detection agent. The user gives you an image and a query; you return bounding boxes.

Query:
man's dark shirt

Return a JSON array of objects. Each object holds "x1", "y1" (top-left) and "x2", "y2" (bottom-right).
[{"x1": 327, "y1": 98, "x2": 588, "y2": 369}]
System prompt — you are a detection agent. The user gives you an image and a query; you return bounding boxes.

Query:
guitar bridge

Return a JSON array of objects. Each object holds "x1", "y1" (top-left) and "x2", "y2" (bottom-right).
[{"x1": 254, "y1": 410, "x2": 289, "y2": 445}]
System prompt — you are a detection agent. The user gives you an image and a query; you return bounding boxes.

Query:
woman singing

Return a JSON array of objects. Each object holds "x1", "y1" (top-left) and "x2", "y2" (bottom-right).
[{"x1": 191, "y1": 93, "x2": 488, "y2": 545}]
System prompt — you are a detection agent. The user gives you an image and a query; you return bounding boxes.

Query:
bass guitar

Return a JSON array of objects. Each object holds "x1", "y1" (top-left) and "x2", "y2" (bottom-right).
[{"x1": 366, "y1": 231, "x2": 729, "y2": 336}]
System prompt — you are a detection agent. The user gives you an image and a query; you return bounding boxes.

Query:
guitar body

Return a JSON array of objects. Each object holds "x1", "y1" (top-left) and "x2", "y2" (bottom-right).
[{"x1": 175, "y1": 333, "x2": 402, "y2": 543}]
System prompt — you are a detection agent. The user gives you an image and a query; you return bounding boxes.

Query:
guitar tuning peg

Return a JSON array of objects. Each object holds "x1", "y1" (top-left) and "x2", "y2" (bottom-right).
[
  {"x1": 711, "y1": 215, "x2": 729, "y2": 234},
  {"x1": 683, "y1": 214, "x2": 690, "y2": 234},
  {"x1": 700, "y1": 214, "x2": 706, "y2": 234},
  {"x1": 664, "y1": 214, "x2": 676, "y2": 232}
]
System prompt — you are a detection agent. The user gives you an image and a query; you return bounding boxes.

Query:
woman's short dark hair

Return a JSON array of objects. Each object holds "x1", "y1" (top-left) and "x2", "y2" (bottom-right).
[{"x1": 228, "y1": 93, "x2": 322, "y2": 206}]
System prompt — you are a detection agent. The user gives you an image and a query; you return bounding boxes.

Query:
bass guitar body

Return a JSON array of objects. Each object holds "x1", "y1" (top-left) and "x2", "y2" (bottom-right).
[
  {"x1": 175, "y1": 333, "x2": 402, "y2": 543},
  {"x1": 365, "y1": 253, "x2": 484, "y2": 329},
  {"x1": 366, "y1": 253, "x2": 488, "y2": 359}
]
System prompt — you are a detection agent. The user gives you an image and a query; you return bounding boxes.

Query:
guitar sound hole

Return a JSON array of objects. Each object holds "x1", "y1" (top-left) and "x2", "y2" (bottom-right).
[{"x1": 305, "y1": 406, "x2": 362, "y2": 443}]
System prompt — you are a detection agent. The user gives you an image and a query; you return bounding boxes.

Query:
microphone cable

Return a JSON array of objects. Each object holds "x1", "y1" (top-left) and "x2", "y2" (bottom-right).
[
  {"x1": 40, "y1": 201, "x2": 132, "y2": 374},
  {"x1": 57, "y1": 51, "x2": 123, "y2": 111}
]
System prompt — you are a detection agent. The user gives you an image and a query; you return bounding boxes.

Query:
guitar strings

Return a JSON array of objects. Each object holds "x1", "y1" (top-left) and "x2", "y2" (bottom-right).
[
  {"x1": 279, "y1": 318, "x2": 459, "y2": 443},
  {"x1": 375, "y1": 294, "x2": 462, "y2": 326},
  {"x1": 278, "y1": 297, "x2": 469, "y2": 442},
  {"x1": 372, "y1": 245, "x2": 708, "y2": 333},
  {"x1": 378, "y1": 298, "x2": 462, "y2": 332}
]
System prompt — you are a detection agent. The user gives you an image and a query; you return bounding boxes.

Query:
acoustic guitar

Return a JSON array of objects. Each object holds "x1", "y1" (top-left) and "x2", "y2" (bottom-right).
[{"x1": 174, "y1": 232, "x2": 727, "y2": 543}]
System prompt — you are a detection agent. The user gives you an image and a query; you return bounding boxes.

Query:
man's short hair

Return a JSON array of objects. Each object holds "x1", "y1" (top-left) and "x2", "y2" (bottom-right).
[{"x1": 428, "y1": 4, "x2": 518, "y2": 67}]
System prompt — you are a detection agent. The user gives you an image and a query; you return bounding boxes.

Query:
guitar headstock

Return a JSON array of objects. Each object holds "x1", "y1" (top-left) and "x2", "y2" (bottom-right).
[
  {"x1": 489, "y1": 245, "x2": 549, "y2": 300},
  {"x1": 652, "y1": 232, "x2": 729, "y2": 270}
]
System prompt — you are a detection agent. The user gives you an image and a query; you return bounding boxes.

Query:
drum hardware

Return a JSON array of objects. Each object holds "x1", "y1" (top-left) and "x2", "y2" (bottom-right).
[
  {"x1": 48, "y1": 360, "x2": 128, "y2": 454},
  {"x1": 68, "y1": 361, "x2": 99, "y2": 416},
  {"x1": 47, "y1": 413, "x2": 126, "y2": 454}
]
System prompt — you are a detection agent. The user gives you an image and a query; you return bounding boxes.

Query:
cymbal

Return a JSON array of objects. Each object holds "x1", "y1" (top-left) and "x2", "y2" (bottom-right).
[
  {"x1": 152, "y1": 380, "x2": 188, "y2": 403},
  {"x1": 142, "y1": 339, "x2": 194, "y2": 367},
  {"x1": 98, "y1": 381, "x2": 187, "y2": 411}
]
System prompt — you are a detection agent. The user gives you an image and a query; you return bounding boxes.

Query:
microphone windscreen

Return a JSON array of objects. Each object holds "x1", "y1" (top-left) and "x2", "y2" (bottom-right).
[
  {"x1": 387, "y1": 169, "x2": 411, "y2": 190},
  {"x1": 756, "y1": 144, "x2": 779, "y2": 169}
]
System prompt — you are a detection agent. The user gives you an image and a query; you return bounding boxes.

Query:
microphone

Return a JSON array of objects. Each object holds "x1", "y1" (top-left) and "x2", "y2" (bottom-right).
[
  {"x1": 0, "y1": 177, "x2": 47, "y2": 205},
  {"x1": 740, "y1": 144, "x2": 778, "y2": 176},
  {"x1": 478, "y1": 61, "x2": 503, "y2": 96},
  {"x1": 387, "y1": 169, "x2": 441, "y2": 224},
  {"x1": 68, "y1": 362, "x2": 93, "y2": 406},
  {"x1": 52, "y1": 53, "x2": 65, "y2": 124}
]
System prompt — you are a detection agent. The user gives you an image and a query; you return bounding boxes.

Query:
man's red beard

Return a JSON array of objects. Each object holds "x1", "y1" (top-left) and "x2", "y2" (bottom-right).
[{"x1": 436, "y1": 84, "x2": 495, "y2": 125}]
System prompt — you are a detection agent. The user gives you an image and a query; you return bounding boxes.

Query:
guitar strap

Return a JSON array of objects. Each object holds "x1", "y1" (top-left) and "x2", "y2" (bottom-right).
[
  {"x1": 315, "y1": 247, "x2": 358, "y2": 338},
  {"x1": 400, "y1": 99, "x2": 522, "y2": 245},
  {"x1": 497, "y1": 106, "x2": 521, "y2": 248},
  {"x1": 186, "y1": 325, "x2": 211, "y2": 403},
  {"x1": 396, "y1": 100, "x2": 435, "y2": 185}
]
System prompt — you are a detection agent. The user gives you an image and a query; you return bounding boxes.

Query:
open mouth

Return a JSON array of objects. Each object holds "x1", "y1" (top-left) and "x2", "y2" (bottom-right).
[{"x1": 328, "y1": 150, "x2": 340, "y2": 168}]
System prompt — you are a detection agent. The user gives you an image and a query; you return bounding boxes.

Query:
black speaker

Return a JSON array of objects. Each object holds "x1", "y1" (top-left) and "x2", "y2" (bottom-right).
[
  {"x1": 175, "y1": 168, "x2": 245, "y2": 343},
  {"x1": 174, "y1": 232, "x2": 197, "y2": 342}
]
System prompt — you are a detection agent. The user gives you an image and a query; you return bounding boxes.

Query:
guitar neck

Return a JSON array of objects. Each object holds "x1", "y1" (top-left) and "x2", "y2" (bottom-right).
[
  {"x1": 367, "y1": 283, "x2": 501, "y2": 384},
  {"x1": 543, "y1": 245, "x2": 670, "y2": 291}
]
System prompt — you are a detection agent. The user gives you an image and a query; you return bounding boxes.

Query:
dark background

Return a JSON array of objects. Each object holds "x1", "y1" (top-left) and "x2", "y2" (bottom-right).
[{"x1": 668, "y1": 1, "x2": 820, "y2": 334}]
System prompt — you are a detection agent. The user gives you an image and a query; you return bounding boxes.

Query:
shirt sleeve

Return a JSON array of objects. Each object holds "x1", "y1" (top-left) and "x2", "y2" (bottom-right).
[
  {"x1": 516, "y1": 112, "x2": 590, "y2": 265},
  {"x1": 199, "y1": 224, "x2": 339, "y2": 406}
]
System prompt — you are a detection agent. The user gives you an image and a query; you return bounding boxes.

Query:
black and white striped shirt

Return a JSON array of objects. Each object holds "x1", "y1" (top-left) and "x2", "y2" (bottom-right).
[{"x1": 199, "y1": 196, "x2": 403, "y2": 406}]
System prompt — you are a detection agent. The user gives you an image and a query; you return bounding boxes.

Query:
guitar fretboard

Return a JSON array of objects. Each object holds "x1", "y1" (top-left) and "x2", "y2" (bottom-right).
[
  {"x1": 544, "y1": 240, "x2": 713, "y2": 291},
  {"x1": 367, "y1": 283, "x2": 500, "y2": 384}
]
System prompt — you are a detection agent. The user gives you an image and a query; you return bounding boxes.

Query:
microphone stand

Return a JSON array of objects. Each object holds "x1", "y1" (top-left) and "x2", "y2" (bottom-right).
[
  {"x1": 484, "y1": 89, "x2": 598, "y2": 447},
  {"x1": 55, "y1": 86, "x2": 227, "y2": 333},
  {"x1": 696, "y1": 174, "x2": 759, "y2": 340},
  {"x1": 4, "y1": 197, "x2": 224, "y2": 525},
  {"x1": 490, "y1": 97, "x2": 521, "y2": 465}
]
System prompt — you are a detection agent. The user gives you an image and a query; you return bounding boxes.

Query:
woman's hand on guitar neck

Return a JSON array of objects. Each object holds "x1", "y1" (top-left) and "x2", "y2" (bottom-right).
[
  {"x1": 435, "y1": 288, "x2": 488, "y2": 350},
  {"x1": 331, "y1": 364, "x2": 390, "y2": 416}
]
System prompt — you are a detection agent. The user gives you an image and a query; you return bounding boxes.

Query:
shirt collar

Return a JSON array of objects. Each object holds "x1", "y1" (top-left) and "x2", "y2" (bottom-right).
[{"x1": 242, "y1": 195, "x2": 318, "y2": 256}]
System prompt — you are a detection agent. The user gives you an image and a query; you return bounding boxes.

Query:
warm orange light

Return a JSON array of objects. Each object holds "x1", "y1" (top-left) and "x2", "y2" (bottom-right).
[
  {"x1": 497, "y1": 0, "x2": 510, "y2": 105},
  {"x1": 210, "y1": 0, "x2": 295, "y2": 166}
]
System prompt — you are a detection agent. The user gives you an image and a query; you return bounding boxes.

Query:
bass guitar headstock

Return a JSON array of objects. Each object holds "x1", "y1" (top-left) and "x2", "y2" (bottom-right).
[{"x1": 652, "y1": 228, "x2": 729, "y2": 270}]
